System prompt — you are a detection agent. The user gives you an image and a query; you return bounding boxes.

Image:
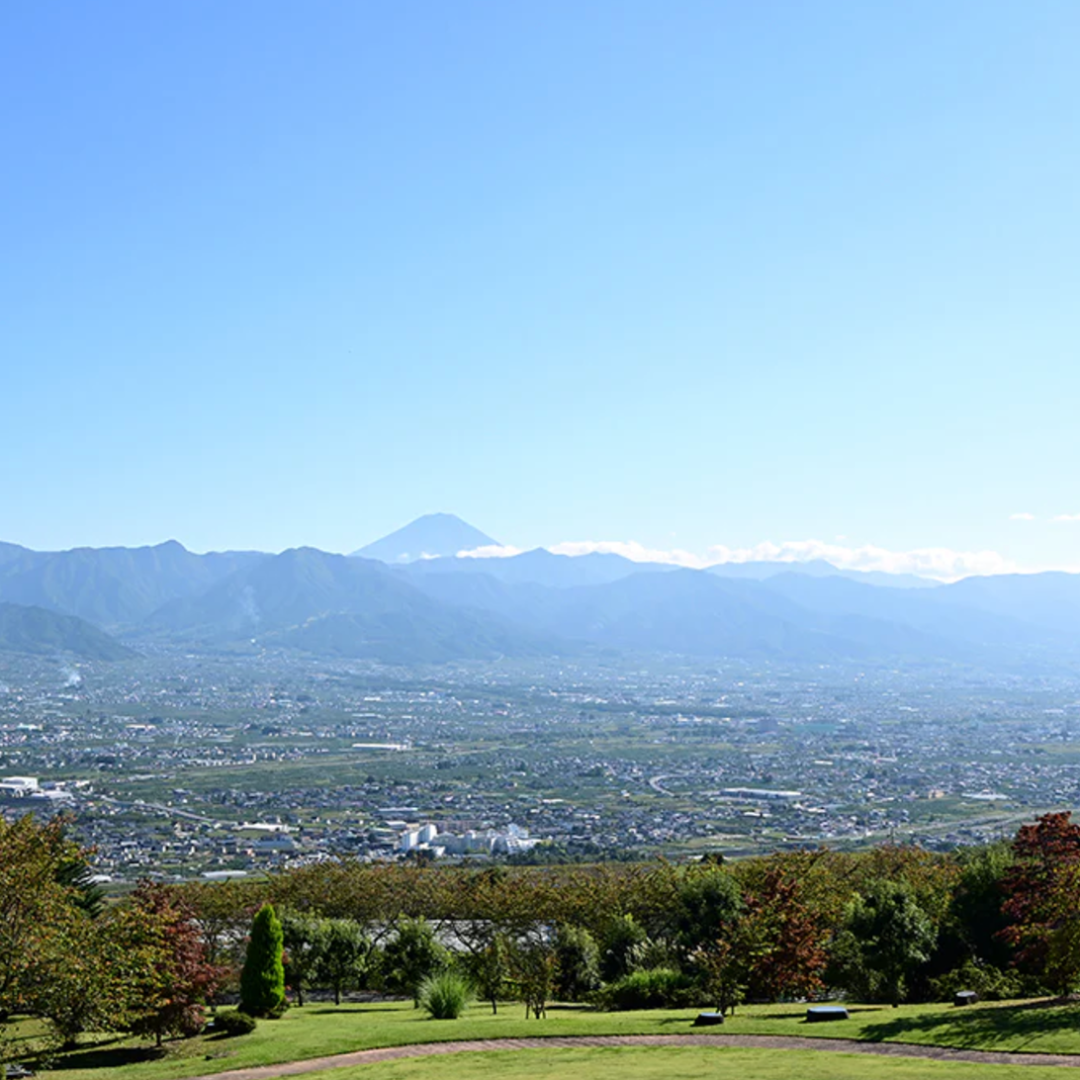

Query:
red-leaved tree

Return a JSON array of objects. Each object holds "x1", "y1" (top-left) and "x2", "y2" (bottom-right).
[
  {"x1": 120, "y1": 882, "x2": 227, "y2": 1045},
  {"x1": 1001, "y1": 812, "x2": 1080, "y2": 994}
]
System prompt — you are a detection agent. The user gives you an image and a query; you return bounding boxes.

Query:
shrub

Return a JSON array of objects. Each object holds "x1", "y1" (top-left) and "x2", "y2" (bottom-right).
[
  {"x1": 929, "y1": 961, "x2": 1024, "y2": 1003},
  {"x1": 419, "y1": 971, "x2": 473, "y2": 1019},
  {"x1": 597, "y1": 967, "x2": 692, "y2": 1010},
  {"x1": 213, "y1": 1009, "x2": 257, "y2": 1036}
]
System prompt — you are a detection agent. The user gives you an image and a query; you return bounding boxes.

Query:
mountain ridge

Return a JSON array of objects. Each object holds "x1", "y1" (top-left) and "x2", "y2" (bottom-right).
[
  {"x1": 2, "y1": 524, "x2": 1079, "y2": 669},
  {"x1": 0, "y1": 602, "x2": 136, "y2": 660}
]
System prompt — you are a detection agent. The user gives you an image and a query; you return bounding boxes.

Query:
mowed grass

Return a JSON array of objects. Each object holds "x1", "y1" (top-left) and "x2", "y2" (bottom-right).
[
  {"x1": 35, "y1": 997, "x2": 1080, "y2": 1080},
  {"x1": 299, "y1": 1046, "x2": 1080, "y2": 1080}
]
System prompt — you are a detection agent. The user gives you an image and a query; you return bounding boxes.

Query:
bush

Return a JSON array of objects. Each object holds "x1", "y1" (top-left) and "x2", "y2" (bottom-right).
[
  {"x1": 213, "y1": 1009, "x2": 257, "y2": 1036},
  {"x1": 929, "y1": 961, "x2": 1024, "y2": 1003},
  {"x1": 597, "y1": 967, "x2": 692, "y2": 1010},
  {"x1": 419, "y1": 971, "x2": 473, "y2": 1019}
]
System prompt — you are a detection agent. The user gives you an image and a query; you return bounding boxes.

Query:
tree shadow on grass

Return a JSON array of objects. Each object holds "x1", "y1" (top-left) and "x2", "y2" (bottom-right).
[
  {"x1": 48, "y1": 1045, "x2": 166, "y2": 1071},
  {"x1": 857, "y1": 1000, "x2": 1078, "y2": 1050}
]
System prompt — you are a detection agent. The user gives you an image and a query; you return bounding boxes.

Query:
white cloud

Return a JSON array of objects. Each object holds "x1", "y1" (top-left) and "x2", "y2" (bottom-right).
[
  {"x1": 548, "y1": 539, "x2": 706, "y2": 568},
  {"x1": 457, "y1": 544, "x2": 523, "y2": 559},
  {"x1": 703, "y1": 539, "x2": 1019, "y2": 582},
  {"x1": 1010, "y1": 512, "x2": 1036, "y2": 521},
  {"x1": 1053, "y1": 514, "x2": 1080, "y2": 522},
  {"x1": 458, "y1": 536, "x2": 1080, "y2": 582},
  {"x1": 496, "y1": 537, "x2": 1027, "y2": 582}
]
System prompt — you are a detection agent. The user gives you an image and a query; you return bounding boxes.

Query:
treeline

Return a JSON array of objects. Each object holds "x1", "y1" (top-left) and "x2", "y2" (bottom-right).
[
  {"x1": 177, "y1": 811, "x2": 1080, "y2": 1011},
  {"x1": 5, "y1": 812, "x2": 1080, "y2": 1052}
]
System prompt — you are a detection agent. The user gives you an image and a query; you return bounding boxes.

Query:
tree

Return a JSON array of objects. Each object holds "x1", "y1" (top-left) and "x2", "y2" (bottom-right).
[
  {"x1": 833, "y1": 880, "x2": 937, "y2": 1006},
  {"x1": 671, "y1": 867, "x2": 744, "y2": 957},
  {"x1": 379, "y1": 917, "x2": 447, "y2": 1006},
  {"x1": 122, "y1": 881, "x2": 227, "y2": 1046},
  {"x1": 741, "y1": 868, "x2": 828, "y2": 1002},
  {"x1": 935, "y1": 842, "x2": 1014, "y2": 974},
  {"x1": 27, "y1": 911, "x2": 132, "y2": 1049},
  {"x1": 1001, "y1": 812, "x2": 1080, "y2": 994},
  {"x1": 179, "y1": 878, "x2": 264, "y2": 984},
  {"x1": 553, "y1": 924, "x2": 600, "y2": 1002},
  {"x1": 461, "y1": 933, "x2": 511, "y2": 1015},
  {"x1": 0, "y1": 815, "x2": 88, "y2": 1049},
  {"x1": 691, "y1": 935, "x2": 746, "y2": 1016},
  {"x1": 314, "y1": 919, "x2": 369, "y2": 1006},
  {"x1": 599, "y1": 913, "x2": 648, "y2": 983},
  {"x1": 281, "y1": 912, "x2": 328, "y2": 1007},
  {"x1": 506, "y1": 933, "x2": 558, "y2": 1019},
  {"x1": 240, "y1": 904, "x2": 286, "y2": 1017},
  {"x1": 54, "y1": 852, "x2": 106, "y2": 920}
]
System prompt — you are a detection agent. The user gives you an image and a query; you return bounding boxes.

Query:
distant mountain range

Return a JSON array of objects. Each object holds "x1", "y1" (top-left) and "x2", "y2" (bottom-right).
[{"x1": 2, "y1": 515, "x2": 1079, "y2": 669}]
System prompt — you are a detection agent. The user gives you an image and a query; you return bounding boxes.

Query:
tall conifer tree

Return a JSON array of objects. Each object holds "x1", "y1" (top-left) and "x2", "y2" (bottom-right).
[{"x1": 239, "y1": 904, "x2": 285, "y2": 1016}]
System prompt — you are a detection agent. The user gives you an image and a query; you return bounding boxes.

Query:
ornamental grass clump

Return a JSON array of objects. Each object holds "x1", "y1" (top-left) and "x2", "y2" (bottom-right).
[{"x1": 419, "y1": 971, "x2": 473, "y2": 1019}]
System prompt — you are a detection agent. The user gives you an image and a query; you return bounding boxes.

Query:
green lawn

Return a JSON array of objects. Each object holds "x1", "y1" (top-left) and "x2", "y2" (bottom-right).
[
  {"x1": 31, "y1": 997, "x2": 1080, "y2": 1080},
  {"x1": 298, "y1": 1046, "x2": 1080, "y2": 1080}
]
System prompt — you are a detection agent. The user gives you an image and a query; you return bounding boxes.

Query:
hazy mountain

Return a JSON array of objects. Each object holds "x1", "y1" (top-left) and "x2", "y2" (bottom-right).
[
  {"x1": 761, "y1": 572, "x2": 1053, "y2": 652},
  {"x1": 0, "y1": 541, "x2": 34, "y2": 566},
  {"x1": 352, "y1": 513, "x2": 498, "y2": 563},
  {"x1": 708, "y1": 558, "x2": 939, "y2": 589},
  {"x1": 933, "y1": 572, "x2": 1080, "y2": 635},
  {"x1": 406, "y1": 565, "x2": 969, "y2": 664},
  {"x1": 142, "y1": 547, "x2": 565, "y2": 663},
  {"x1": 0, "y1": 541, "x2": 267, "y2": 628},
  {"x1": 0, "y1": 603, "x2": 135, "y2": 660},
  {"x1": 4, "y1": 532, "x2": 1080, "y2": 669},
  {"x1": 401, "y1": 548, "x2": 675, "y2": 589}
]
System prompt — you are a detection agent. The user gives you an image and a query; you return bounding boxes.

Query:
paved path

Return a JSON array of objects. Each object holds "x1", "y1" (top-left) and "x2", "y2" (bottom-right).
[{"x1": 188, "y1": 1033, "x2": 1080, "y2": 1079}]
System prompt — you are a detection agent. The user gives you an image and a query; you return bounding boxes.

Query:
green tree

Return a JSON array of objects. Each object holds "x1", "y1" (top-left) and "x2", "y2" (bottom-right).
[
  {"x1": 315, "y1": 919, "x2": 369, "y2": 1005},
  {"x1": 281, "y1": 912, "x2": 327, "y2": 1007},
  {"x1": 834, "y1": 880, "x2": 937, "y2": 1006},
  {"x1": 935, "y1": 842, "x2": 1013, "y2": 974},
  {"x1": 461, "y1": 933, "x2": 511, "y2": 1014},
  {"x1": 671, "y1": 867, "x2": 744, "y2": 957},
  {"x1": 54, "y1": 853, "x2": 106, "y2": 920},
  {"x1": 599, "y1": 913, "x2": 648, "y2": 983},
  {"x1": 553, "y1": 924, "x2": 600, "y2": 1002},
  {"x1": 26, "y1": 910, "x2": 129, "y2": 1049},
  {"x1": 239, "y1": 904, "x2": 286, "y2": 1017},
  {"x1": 507, "y1": 933, "x2": 558, "y2": 1019},
  {"x1": 379, "y1": 916, "x2": 448, "y2": 1006},
  {"x1": 0, "y1": 815, "x2": 88, "y2": 1052}
]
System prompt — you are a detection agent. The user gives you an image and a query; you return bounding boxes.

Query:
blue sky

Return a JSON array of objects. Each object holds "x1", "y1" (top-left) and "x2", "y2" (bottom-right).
[{"x1": 2, "y1": 1, "x2": 1078, "y2": 578}]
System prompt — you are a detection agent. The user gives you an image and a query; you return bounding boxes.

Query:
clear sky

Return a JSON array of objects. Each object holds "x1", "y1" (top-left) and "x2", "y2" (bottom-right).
[{"x1": 3, "y1": 1, "x2": 1078, "y2": 578}]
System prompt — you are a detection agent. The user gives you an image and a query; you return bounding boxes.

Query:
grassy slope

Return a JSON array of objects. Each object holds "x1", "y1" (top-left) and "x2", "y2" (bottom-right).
[{"x1": 41, "y1": 998, "x2": 1080, "y2": 1080}]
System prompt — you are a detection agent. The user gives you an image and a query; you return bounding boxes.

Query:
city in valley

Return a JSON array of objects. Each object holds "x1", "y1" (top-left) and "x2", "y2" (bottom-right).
[{"x1": 4, "y1": 644, "x2": 1079, "y2": 883}]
